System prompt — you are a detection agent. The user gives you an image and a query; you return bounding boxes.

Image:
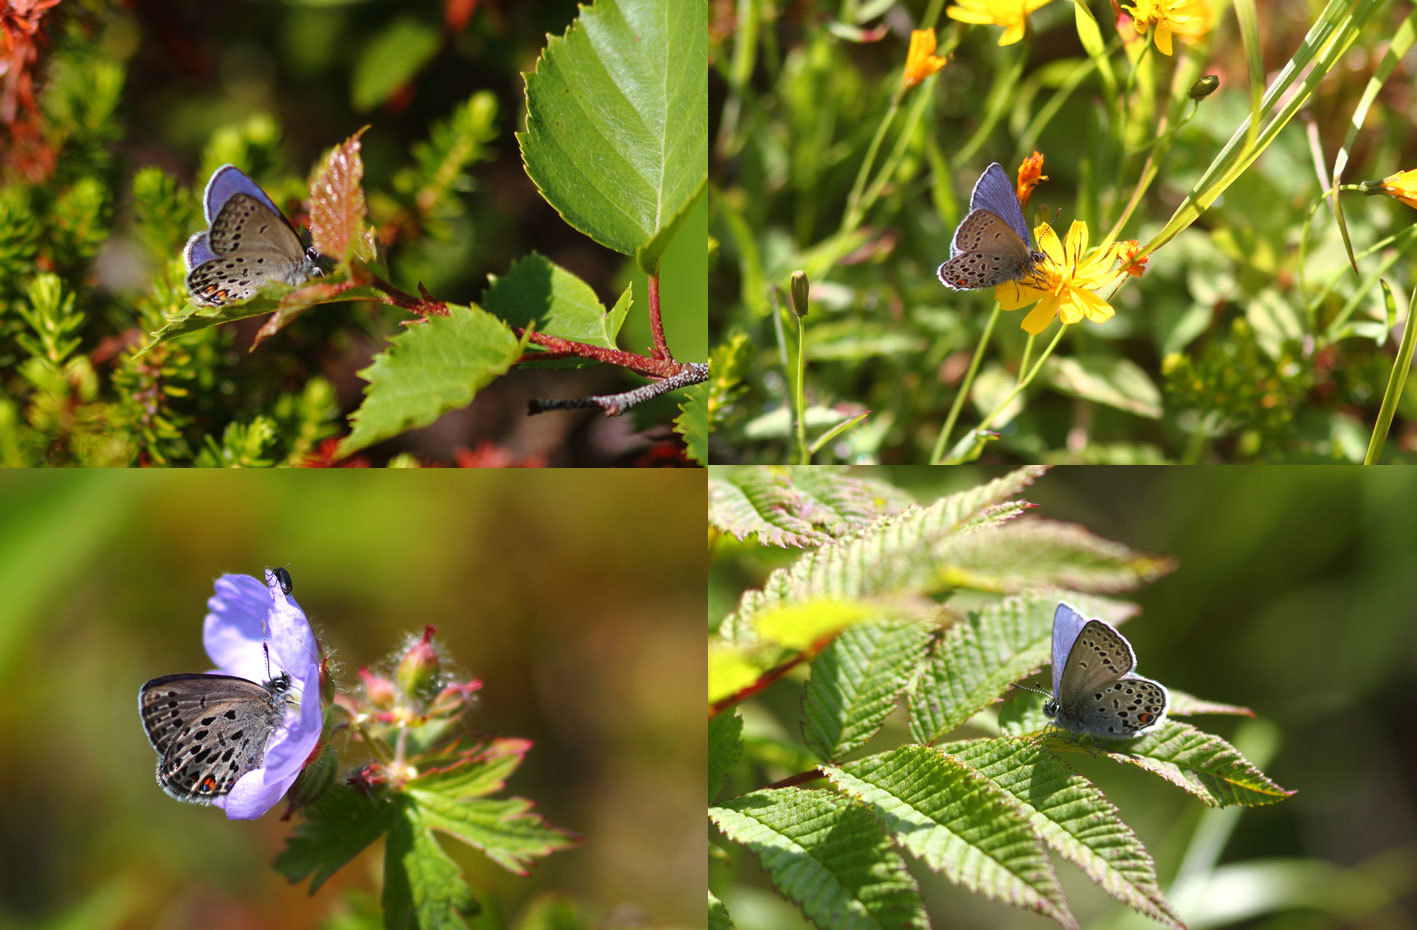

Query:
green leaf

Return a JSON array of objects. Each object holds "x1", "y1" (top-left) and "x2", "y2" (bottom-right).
[
  {"x1": 407, "y1": 789, "x2": 581, "y2": 877},
  {"x1": 274, "y1": 783, "x2": 400, "y2": 894},
  {"x1": 1075, "y1": 722, "x2": 1295, "y2": 808},
  {"x1": 143, "y1": 280, "x2": 384, "y2": 350},
  {"x1": 825, "y1": 746, "x2": 1074, "y2": 929},
  {"x1": 710, "y1": 788, "x2": 928, "y2": 930},
  {"x1": 352, "y1": 18, "x2": 441, "y2": 111},
  {"x1": 708, "y1": 891, "x2": 733, "y2": 930},
  {"x1": 802, "y1": 620, "x2": 933, "y2": 760},
  {"x1": 905, "y1": 592, "x2": 1139, "y2": 744},
  {"x1": 930, "y1": 519, "x2": 1177, "y2": 593},
  {"x1": 708, "y1": 466, "x2": 915, "y2": 548},
  {"x1": 518, "y1": 0, "x2": 707, "y2": 274},
  {"x1": 1044, "y1": 356, "x2": 1163, "y2": 419},
  {"x1": 481, "y1": 253, "x2": 627, "y2": 351},
  {"x1": 676, "y1": 379, "x2": 709, "y2": 464},
  {"x1": 338, "y1": 304, "x2": 524, "y2": 457},
  {"x1": 708, "y1": 710, "x2": 743, "y2": 803},
  {"x1": 945, "y1": 739, "x2": 1184, "y2": 929},
  {"x1": 717, "y1": 465, "x2": 1048, "y2": 643},
  {"x1": 384, "y1": 796, "x2": 480, "y2": 930}
]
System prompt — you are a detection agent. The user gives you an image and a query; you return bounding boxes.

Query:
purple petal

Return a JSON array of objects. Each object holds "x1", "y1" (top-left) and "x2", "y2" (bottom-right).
[{"x1": 201, "y1": 570, "x2": 323, "y2": 820}]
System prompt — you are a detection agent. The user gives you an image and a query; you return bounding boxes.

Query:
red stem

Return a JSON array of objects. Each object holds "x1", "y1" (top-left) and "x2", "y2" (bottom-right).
[
  {"x1": 518, "y1": 331, "x2": 684, "y2": 378},
  {"x1": 647, "y1": 274, "x2": 670, "y2": 360}
]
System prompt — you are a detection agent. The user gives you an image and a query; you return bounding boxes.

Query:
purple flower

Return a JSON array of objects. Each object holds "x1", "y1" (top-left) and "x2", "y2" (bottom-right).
[{"x1": 202, "y1": 569, "x2": 321, "y2": 820}]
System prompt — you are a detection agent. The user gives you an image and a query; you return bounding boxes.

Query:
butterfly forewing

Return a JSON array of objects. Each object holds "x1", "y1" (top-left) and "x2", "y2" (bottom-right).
[
  {"x1": 138, "y1": 673, "x2": 288, "y2": 804},
  {"x1": 207, "y1": 192, "x2": 304, "y2": 257}
]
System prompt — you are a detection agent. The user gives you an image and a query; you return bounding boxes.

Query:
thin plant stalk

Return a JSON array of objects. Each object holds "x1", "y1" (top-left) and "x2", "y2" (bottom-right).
[
  {"x1": 1364, "y1": 281, "x2": 1417, "y2": 465},
  {"x1": 930, "y1": 303, "x2": 1000, "y2": 464}
]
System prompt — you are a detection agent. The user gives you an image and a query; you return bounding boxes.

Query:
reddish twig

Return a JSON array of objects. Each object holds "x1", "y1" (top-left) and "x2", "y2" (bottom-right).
[
  {"x1": 647, "y1": 274, "x2": 670, "y2": 360},
  {"x1": 518, "y1": 331, "x2": 684, "y2": 378}
]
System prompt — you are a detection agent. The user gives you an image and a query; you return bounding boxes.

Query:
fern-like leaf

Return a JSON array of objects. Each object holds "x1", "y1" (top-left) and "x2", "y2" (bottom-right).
[
  {"x1": 711, "y1": 788, "x2": 928, "y2": 930},
  {"x1": 946, "y1": 738, "x2": 1184, "y2": 929},
  {"x1": 802, "y1": 620, "x2": 934, "y2": 760},
  {"x1": 709, "y1": 467, "x2": 915, "y2": 548},
  {"x1": 718, "y1": 465, "x2": 1047, "y2": 644},
  {"x1": 824, "y1": 746, "x2": 1075, "y2": 929}
]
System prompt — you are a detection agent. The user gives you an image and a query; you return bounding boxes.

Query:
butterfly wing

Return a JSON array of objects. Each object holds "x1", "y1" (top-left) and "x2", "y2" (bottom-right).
[
  {"x1": 938, "y1": 210, "x2": 1033, "y2": 290},
  {"x1": 185, "y1": 193, "x2": 319, "y2": 305},
  {"x1": 202, "y1": 164, "x2": 295, "y2": 229},
  {"x1": 1059, "y1": 619, "x2": 1138, "y2": 697},
  {"x1": 969, "y1": 162, "x2": 1033, "y2": 248},
  {"x1": 138, "y1": 673, "x2": 283, "y2": 804},
  {"x1": 183, "y1": 231, "x2": 217, "y2": 270},
  {"x1": 1066, "y1": 674, "x2": 1169, "y2": 738},
  {"x1": 1050, "y1": 602, "x2": 1089, "y2": 701}
]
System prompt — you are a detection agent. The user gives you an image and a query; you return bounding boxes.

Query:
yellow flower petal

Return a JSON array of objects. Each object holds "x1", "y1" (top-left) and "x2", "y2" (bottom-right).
[
  {"x1": 1022, "y1": 296, "x2": 1061, "y2": 334},
  {"x1": 1154, "y1": 21, "x2": 1174, "y2": 55}
]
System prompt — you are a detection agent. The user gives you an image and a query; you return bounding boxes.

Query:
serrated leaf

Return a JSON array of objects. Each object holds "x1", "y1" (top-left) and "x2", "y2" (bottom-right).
[
  {"x1": 947, "y1": 739, "x2": 1184, "y2": 929},
  {"x1": 385, "y1": 796, "x2": 480, "y2": 930},
  {"x1": 408, "y1": 789, "x2": 581, "y2": 876},
  {"x1": 802, "y1": 620, "x2": 933, "y2": 760},
  {"x1": 338, "y1": 304, "x2": 523, "y2": 456},
  {"x1": 310, "y1": 128, "x2": 370, "y2": 263},
  {"x1": 412, "y1": 738, "x2": 533, "y2": 798},
  {"x1": 517, "y1": 0, "x2": 707, "y2": 274},
  {"x1": 1044, "y1": 355, "x2": 1163, "y2": 418},
  {"x1": 709, "y1": 710, "x2": 743, "y2": 802},
  {"x1": 352, "y1": 18, "x2": 441, "y2": 111},
  {"x1": 1084, "y1": 722, "x2": 1295, "y2": 808},
  {"x1": 717, "y1": 466, "x2": 1048, "y2": 644},
  {"x1": 825, "y1": 746, "x2": 1075, "y2": 929},
  {"x1": 905, "y1": 592, "x2": 1139, "y2": 744},
  {"x1": 274, "y1": 783, "x2": 400, "y2": 894},
  {"x1": 932, "y1": 519, "x2": 1176, "y2": 593},
  {"x1": 710, "y1": 788, "x2": 928, "y2": 930},
  {"x1": 677, "y1": 379, "x2": 708, "y2": 464},
  {"x1": 708, "y1": 890, "x2": 733, "y2": 930},
  {"x1": 709, "y1": 467, "x2": 915, "y2": 548},
  {"x1": 481, "y1": 253, "x2": 628, "y2": 353}
]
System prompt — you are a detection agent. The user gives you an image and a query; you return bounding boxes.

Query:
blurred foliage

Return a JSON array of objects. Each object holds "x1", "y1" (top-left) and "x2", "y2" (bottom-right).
[
  {"x1": 709, "y1": 464, "x2": 1417, "y2": 930},
  {"x1": 0, "y1": 0, "x2": 706, "y2": 466},
  {"x1": 708, "y1": 0, "x2": 1417, "y2": 463},
  {"x1": 0, "y1": 470, "x2": 703, "y2": 929}
]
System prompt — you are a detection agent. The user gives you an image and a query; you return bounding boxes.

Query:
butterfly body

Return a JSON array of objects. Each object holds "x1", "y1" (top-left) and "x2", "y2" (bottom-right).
[
  {"x1": 1043, "y1": 602, "x2": 1168, "y2": 739},
  {"x1": 184, "y1": 165, "x2": 321, "y2": 306},
  {"x1": 138, "y1": 672, "x2": 292, "y2": 803},
  {"x1": 938, "y1": 162, "x2": 1046, "y2": 291}
]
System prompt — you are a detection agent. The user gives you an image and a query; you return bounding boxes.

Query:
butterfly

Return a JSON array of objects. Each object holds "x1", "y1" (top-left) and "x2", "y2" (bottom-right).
[
  {"x1": 1041, "y1": 602, "x2": 1169, "y2": 739},
  {"x1": 183, "y1": 165, "x2": 322, "y2": 306},
  {"x1": 937, "y1": 162, "x2": 1047, "y2": 291},
  {"x1": 138, "y1": 670, "x2": 292, "y2": 803}
]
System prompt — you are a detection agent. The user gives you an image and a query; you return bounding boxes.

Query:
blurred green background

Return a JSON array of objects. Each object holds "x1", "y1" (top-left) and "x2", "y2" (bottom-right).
[
  {"x1": 710, "y1": 466, "x2": 1417, "y2": 928},
  {"x1": 0, "y1": 470, "x2": 704, "y2": 929}
]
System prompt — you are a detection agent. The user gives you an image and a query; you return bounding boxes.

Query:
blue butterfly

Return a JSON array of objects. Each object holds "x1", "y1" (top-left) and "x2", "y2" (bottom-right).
[{"x1": 183, "y1": 165, "x2": 321, "y2": 306}]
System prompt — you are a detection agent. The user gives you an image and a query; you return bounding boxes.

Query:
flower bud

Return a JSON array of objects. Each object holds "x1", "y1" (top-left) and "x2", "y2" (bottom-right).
[
  {"x1": 396, "y1": 625, "x2": 441, "y2": 698},
  {"x1": 790, "y1": 271, "x2": 809, "y2": 320}
]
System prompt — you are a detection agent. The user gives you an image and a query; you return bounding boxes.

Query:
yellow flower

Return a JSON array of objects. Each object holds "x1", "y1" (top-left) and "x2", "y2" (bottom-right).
[
  {"x1": 947, "y1": 0, "x2": 1055, "y2": 47},
  {"x1": 902, "y1": 29, "x2": 948, "y2": 90},
  {"x1": 997, "y1": 221, "x2": 1128, "y2": 335},
  {"x1": 1365, "y1": 169, "x2": 1417, "y2": 209},
  {"x1": 1123, "y1": 0, "x2": 1213, "y2": 56}
]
